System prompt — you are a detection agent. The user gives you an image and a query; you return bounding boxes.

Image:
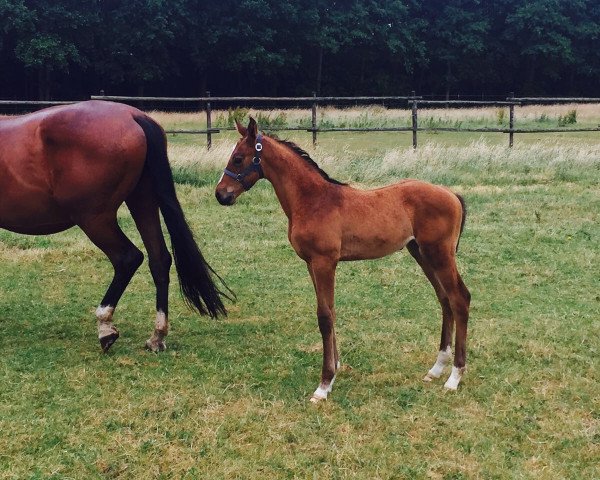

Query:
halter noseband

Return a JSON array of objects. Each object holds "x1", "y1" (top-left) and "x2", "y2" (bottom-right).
[{"x1": 222, "y1": 134, "x2": 264, "y2": 191}]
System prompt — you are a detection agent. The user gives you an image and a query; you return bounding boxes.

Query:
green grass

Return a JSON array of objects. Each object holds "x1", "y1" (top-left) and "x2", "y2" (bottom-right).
[{"x1": 1, "y1": 127, "x2": 599, "y2": 478}]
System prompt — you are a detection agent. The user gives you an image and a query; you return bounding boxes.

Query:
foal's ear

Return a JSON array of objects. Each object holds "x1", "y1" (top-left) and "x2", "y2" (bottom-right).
[
  {"x1": 247, "y1": 117, "x2": 257, "y2": 139},
  {"x1": 235, "y1": 119, "x2": 247, "y2": 136}
]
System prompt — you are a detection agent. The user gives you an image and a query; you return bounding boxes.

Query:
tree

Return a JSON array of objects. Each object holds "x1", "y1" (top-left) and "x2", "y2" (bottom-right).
[
  {"x1": 502, "y1": 0, "x2": 578, "y2": 94},
  {"x1": 565, "y1": 0, "x2": 600, "y2": 93},
  {"x1": 92, "y1": 0, "x2": 177, "y2": 96},
  {"x1": 344, "y1": 0, "x2": 426, "y2": 93},
  {"x1": 290, "y1": 0, "x2": 354, "y2": 94},
  {"x1": 420, "y1": 0, "x2": 489, "y2": 98},
  {"x1": 4, "y1": 0, "x2": 97, "y2": 99},
  {"x1": 1, "y1": 0, "x2": 600, "y2": 99}
]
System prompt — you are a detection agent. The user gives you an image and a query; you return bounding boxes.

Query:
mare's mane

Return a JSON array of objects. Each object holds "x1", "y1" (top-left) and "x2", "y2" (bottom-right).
[{"x1": 275, "y1": 138, "x2": 347, "y2": 186}]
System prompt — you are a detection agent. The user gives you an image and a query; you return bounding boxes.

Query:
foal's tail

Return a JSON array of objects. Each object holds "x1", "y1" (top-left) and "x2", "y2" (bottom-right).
[
  {"x1": 455, "y1": 193, "x2": 467, "y2": 252},
  {"x1": 133, "y1": 115, "x2": 234, "y2": 317}
]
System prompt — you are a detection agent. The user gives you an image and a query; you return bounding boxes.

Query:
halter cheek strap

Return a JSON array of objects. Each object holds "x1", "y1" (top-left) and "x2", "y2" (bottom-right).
[{"x1": 222, "y1": 134, "x2": 264, "y2": 191}]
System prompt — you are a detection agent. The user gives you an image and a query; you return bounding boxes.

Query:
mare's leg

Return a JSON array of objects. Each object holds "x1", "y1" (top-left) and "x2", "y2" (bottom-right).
[
  {"x1": 126, "y1": 175, "x2": 172, "y2": 352},
  {"x1": 308, "y1": 257, "x2": 338, "y2": 402},
  {"x1": 419, "y1": 243, "x2": 471, "y2": 390},
  {"x1": 307, "y1": 264, "x2": 340, "y2": 370},
  {"x1": 79, "y1": 213, "x2": 144, "y2": 352},
  {"x1": 407, "y1": 240, "x2": 453, "y2": 381}
]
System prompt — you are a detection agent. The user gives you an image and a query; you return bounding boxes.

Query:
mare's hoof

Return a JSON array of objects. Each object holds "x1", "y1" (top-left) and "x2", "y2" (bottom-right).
[
  {"x1": 145, "y1": 338, "x2": 166, "y2": 353},
  {"x1": 100, "y1": 331, "x2": 119, "y2": 353},
  {"x1": 310, "y1": 394, "x2": 327, "y2": 404}
]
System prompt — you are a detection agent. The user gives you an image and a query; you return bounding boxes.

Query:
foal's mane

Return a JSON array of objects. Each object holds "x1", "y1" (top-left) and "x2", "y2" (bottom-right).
[{"x1": 274, "y1": 138, "x2": 347, "y2": 186}]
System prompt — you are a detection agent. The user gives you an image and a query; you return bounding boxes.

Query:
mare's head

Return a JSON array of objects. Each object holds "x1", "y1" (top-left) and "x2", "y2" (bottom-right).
[{"x1": 215, "y1": 117, "x2": 264, "y2": 206}]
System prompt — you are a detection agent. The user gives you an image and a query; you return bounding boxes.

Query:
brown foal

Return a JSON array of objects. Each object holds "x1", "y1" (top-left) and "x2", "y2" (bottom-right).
[
  {"x1": 216, "y1": 118, "x2": 471, "y2": 401},
  {"x1": 0, "y1": 101, "x2": 230, "y2": 352}
]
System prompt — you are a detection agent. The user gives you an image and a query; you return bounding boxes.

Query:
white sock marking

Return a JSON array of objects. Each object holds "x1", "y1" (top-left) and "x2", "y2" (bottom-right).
[
  {"x1": 425, "y1": 346, "x2": 452, "y2": 380},
  {"x1": 444, "y1": 366, "x2": 464, "y2": 391},
  {"x1": 311, "y1": 375, "x2": 336, "y2": 402}
]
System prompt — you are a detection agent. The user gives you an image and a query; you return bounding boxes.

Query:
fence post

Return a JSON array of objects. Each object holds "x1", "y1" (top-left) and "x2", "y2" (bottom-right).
[
  {"x1": 509, "y1": 92, "x2": 514, "y2": 148},
  {"x1": 205, "y1": 91, "x2": 212, "y2": 150},
  {"x1": 411, "y1": 90, "x2": 418, "y2": 149},
  {"x1": 312, "y1": 92, "x2": 318, "y2": 147}
]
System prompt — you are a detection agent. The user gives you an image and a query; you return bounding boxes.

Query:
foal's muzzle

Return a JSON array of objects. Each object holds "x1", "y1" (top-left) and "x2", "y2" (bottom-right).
[{"x1": 215, "y1": 190, "x2": 235, "y2": 206}]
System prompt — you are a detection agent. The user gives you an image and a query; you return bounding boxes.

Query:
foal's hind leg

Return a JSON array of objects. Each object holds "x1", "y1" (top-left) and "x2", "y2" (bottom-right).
[
  {"x1": 418, "y1": 243, "x2": 471, "y2": 390},
  {"x1": 126, "y1": 175, "x2": 172, "y2": 352},
  {"x1": 79, "y1": 213, "x2": 144, "y2": 352},
  {"x1": 407, "y1": 241, "x2": 453, "y2": 382}
]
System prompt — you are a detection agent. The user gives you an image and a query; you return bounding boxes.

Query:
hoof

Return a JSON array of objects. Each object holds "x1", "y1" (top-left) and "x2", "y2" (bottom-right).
[
  {"x1": 310, "y1": 394, "x2": 327, "y2": 403},
  {"x1": 99, "y1": 331, "x2": 119, "y2": 353},
  {"x1": 145, "y1": 338, "x2": 166, "y2": 353}
]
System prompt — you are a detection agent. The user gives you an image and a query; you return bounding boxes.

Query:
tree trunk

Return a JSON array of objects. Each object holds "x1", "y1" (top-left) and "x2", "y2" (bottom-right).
[
  {"x1": 38, "y1": 65, "x2": 51, "y2": 100},
  {"x1": 567, "y1": 67, "x2": 575, "y2": 95},
  {"x1": 198, "y1": 71, "x2": 207, "y2": 95},
  {"x1": 316, "y1": 45, "x2": 323, "y2": 95},
  {"x1": 445, "y1": 59, "x2": 452, "y2": 101},
  {"x1": 137, "y1": 84, "x2": 145, "y2": 109},
  {"x1": 359, "y1": 53, "x2": 366, "y2": 90},
  {"x1": 524, "y1": 57, "x2": 537, "y2": 95}
]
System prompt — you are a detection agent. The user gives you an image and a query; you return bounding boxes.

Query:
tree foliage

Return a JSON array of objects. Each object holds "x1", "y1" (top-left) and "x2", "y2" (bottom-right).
[{"x1": 0, "y1": 0, "x2": 599, "y2": 99}]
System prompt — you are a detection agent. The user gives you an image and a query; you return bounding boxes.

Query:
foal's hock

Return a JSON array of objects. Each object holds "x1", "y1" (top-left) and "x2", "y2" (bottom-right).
[{"x1": 216, "y1": 118, "x2": 470, "y2": 402}]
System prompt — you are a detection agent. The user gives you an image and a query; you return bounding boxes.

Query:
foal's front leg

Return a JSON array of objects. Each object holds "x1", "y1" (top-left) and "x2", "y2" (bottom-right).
[{"x1": 308, "y1": 257, "x2": 339, "y2": 403}]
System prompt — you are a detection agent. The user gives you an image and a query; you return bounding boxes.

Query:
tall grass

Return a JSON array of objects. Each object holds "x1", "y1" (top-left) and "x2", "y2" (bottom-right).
[
  {"x1": 167, "y1": 136, "x2": 600, "y2": 189},
  {"x1": 149, "y1": 103, "x2": 600, "y2": 131}
]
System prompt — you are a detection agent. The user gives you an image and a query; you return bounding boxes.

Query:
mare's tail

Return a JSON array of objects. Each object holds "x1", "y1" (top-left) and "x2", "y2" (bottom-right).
[
  {"x1": 133, "y1": 115, "x2": 234, "y2": 317},
  {"x1": 455, "y1": 193, "x2": 467, "y2": 252}
]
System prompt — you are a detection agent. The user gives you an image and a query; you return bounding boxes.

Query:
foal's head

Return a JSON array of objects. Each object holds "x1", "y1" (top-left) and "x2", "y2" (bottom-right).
[{"x1": 215, "y1": 118, "x2": 264, "y2": 206}]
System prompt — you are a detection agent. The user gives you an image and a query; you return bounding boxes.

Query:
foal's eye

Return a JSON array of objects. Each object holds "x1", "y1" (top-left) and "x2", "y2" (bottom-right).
[{"x1": 233, "y1": 156, "x2": 243, "y2": 166}]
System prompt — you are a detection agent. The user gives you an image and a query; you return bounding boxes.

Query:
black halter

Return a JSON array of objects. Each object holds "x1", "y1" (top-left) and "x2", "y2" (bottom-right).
[{"x1": 222, "y1": 134, "x2": 264, "y2": 191}]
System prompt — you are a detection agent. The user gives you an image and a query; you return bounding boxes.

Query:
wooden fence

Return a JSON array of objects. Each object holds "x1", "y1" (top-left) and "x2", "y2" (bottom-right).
[{"x1": 3, "y1": 93, "x2": 600, "y2": 149}]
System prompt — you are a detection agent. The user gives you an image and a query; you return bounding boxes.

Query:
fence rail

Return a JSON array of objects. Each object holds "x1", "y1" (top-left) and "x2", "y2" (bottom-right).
[
  {"x1": 509, "y1": 97, "x2": 600, "y2": 104},
  {"x1": 90, "y1": 95, "x2": 421, "y2": 103},
  {"x1": 0, "y1": 100, "x2": 76, "y2": 106},
  {"x1": 2, "y1": 93, "x2": 599, "y2": 149}
]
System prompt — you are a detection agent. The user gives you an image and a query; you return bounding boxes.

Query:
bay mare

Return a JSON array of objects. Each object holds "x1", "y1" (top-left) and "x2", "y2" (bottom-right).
[
  {"x1": 0, "y1": 101, "x2": 231, "y2": 352},
  {"x1": 216, "y1": 118, "x2": 471, "y2": 401}
]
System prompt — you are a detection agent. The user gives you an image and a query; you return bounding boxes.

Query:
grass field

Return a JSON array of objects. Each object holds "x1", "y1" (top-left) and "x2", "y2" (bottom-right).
[{"x1": 1, "y1": 106, "x2": 599, "y2": 479}]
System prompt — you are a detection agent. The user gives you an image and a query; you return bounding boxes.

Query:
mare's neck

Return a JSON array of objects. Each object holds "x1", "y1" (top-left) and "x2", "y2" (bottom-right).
[{"x1": 262, "y1": 139, "x2": 333, "y2": 220}]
